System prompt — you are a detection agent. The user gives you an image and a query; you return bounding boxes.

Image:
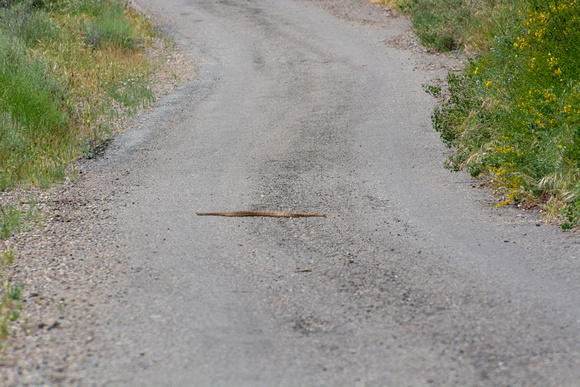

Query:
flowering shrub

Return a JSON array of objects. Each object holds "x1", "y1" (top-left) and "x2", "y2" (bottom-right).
[{"x1": 430, "y1": 0, "x2": 580, "y2": 226}]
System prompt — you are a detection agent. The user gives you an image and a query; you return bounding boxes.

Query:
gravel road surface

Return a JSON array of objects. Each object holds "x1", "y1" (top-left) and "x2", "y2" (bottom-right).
[{"x1": 3, "y1": 0, "x2": 580, "y2": 385}]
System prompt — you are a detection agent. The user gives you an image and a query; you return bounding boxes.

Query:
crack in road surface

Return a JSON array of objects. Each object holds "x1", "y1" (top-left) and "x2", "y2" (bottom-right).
[{"x1": 5, "y1": 0, "x2": 580, "y2": 385}]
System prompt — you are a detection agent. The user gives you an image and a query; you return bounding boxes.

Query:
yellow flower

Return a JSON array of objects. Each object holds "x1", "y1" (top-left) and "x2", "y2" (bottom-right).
[{"x1": 486, "y1": 81, "x2": 493, "y2": 87}]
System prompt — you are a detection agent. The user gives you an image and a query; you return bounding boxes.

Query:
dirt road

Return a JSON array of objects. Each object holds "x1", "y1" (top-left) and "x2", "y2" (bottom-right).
[{"x1": 4, "y1": 0, "x2": 580, "y2": 385}]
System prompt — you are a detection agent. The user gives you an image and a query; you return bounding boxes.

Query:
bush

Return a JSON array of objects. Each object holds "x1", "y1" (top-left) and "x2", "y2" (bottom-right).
[{"x1": 427, "y1": 0, "x2": 580, "y2": 226}]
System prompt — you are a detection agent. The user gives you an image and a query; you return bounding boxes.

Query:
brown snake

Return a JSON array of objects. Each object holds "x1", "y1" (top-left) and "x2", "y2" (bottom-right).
[{"x1": 196, "y1": 211, "x2": 326, "y2": 218}]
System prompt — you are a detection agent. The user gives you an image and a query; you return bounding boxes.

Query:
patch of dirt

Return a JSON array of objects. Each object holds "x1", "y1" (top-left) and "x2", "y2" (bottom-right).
[
  {"x1": 146, "y1": 38, "x2": 197, "y2": 98},
  {"x1": 0, "y1": 21, "x2": 198, "y2": 387},
  {"x1": 382, "y1": 28, "x2": 427, "y2": 54}
]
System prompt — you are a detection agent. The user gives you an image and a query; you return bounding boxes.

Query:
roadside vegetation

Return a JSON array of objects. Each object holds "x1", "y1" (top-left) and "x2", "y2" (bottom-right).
[
  {"x1": 0, "y1": 0, "x2": 160, "y2": 343},
  {"x1": 0, "y1": 0, "x2": 156, "y2": 191},
  {"x1": 374, "y1": 0, "x2": 580, "y2": 229}
]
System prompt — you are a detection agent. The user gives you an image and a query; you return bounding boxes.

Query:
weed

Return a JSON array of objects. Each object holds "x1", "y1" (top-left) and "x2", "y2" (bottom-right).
[
  {"x1": 0, "y1": 205, "x2": 23, "y2": 239},
  {"x1": 0, "y1": 317, "x2": 8, "y2": 340},
  {"x1": 0, "y1": 283, "x2": 23, "y2": 339},
  {"x1": 0, "y1": 196, "x2": 40, "y2": 239},
  {"x1": 6, "y1": 282, "x2": 23, "y2": 301},
  {"x1": 422, "y1": 83, "x2": 441, "y2": 97},
  {"x1": 561, "y1": 182, "x2": 580, "y2": 229},
  {"x1": 0, "y1": 245, "x2": 22, "y2": 341},
  {"x1": 562, "y1": 205, "x2": 580, "y2": 229},
  {"x1": 3, "y1": 247, "x2": 14, "y2": 266},
  {"x1": 81, "y1": 138, "x2": 98, "y2": 159}
]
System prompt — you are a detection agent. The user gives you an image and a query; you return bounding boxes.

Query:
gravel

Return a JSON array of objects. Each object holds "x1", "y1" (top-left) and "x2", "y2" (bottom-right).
[{"x1": 0, "y1": 34, "x2": 198, "y2": 386}]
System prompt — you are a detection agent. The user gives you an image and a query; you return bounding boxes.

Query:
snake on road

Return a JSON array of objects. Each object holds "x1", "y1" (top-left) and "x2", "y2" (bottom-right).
[{"x1": 196, "y1": 211, "x2": 326, "y2": 218}]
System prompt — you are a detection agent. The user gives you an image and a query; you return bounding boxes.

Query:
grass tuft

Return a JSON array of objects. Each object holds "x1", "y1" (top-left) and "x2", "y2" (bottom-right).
[
  {"x1": 0, "y1": 242, "x2": 21, "y2": 343},
  {"x1": 0, "y1": 205, "x2": 23, "y2": 239},
  {"x1": 80, "y1": 0, "x2": 136, "y2": 50}
]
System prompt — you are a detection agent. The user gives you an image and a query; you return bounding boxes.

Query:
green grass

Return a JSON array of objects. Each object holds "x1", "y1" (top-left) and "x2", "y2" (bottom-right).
[
  {"x1": 0, "y1": 200, "x2": 32, "y2": 343},
  {"x1": 80, "y1": 0, "x2": 137, "y2": 50},
  {"x1": 387, "y1": 0, "x2": 521, "y2": 53},
  {"x1": 0, "y1": 279, "x2": 23, "y2": 342},
  {"x1": 0, "y1": 195, "x2": 38, "y2": 240},
  {"x1": 0, "y1": 205, "x2": 23, "y2": 239},
  {"x1": 0, "y1": 0, "x2": 157, "y2": 190},
  {"x1": 0, "y1": 243, "x2": 22, "y2": 343},
  {"x1": 385, "y1": 0, "x2": 580, "y2": 228}
]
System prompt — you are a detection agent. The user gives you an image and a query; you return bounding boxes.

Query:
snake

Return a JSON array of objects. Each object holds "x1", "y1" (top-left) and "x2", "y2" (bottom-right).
[{"x1": 196, "y1": 211, "x2": 326, "y2": 218}]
